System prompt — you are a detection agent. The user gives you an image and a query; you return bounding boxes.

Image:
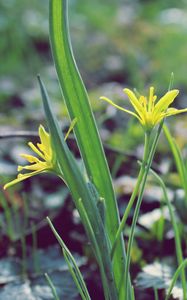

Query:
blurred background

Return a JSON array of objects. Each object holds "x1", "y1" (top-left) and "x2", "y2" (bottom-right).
[
  {"x1": 0, "y1": 1, "x2": 187, "y2": 105},
  {"x1": 1, "y1": 1, "x2": 187, "y2": 299},
  {"x1": 1, "y1": 0, "x2": 187, "y2": 147}
]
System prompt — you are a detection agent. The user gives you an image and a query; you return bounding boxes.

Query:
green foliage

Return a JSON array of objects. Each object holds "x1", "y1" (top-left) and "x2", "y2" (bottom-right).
[
  {"x1": 0, "y1": 0, "x2": 48, "y2": 80},
  {"x1": 38, "y1": 75, "x2": 118, "y2": 299},
  {"x1": 47, "y1": 217, "x2": 91, "y2": 300},
  {"x1": 1, "y1": 0, "x2": 187, "y2": 91},
  {"x1": 48, "y1": 0, "x2": 129, "y2": 298},
  {"x1": 1, "y1": 1, "x2": 187, "y2": 299}
]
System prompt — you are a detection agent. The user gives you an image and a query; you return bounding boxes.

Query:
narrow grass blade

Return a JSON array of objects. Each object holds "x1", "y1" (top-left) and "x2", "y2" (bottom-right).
[
  {"x1": 149, "y1": 168, "x2": 187, "y2": 300},
  {"x1": 47, "y1": 217, "x2": 91, "y2": 300},
  {"x1": 45, "y1": 273, "x2": 60, "y2": 300},
  {"x1": 31, "y1": 222, "x2": 40, "y2": 274},
  {"x1": 154, "y1": 288, "x2": 159, "y2": 300},
  {"x1": 164, "y1": 125, "x2": 187, "y2": 206},
  {"x1": 165, "y1": 259, "x2": 187, "y2": 300},
  {"x1": 49, "y1": 1, "x2": 128, "y2": 297},
  {"x1": 0, "y1": 192, "x2": 14, "y2": 240}
]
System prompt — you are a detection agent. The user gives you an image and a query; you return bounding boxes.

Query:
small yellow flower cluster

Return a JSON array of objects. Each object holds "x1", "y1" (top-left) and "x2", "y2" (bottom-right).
[
  {"x1": 4, "y1": 125, "x2": 54, "y2": 189},
  {"x1": 4, "y1": 118, "x2": 77, "y2": 189},
  {"x1": 101, "y1": 87, "x2": 187, "y2": 132}
]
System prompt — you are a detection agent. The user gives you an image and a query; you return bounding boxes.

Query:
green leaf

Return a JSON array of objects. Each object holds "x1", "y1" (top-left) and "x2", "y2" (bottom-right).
[
  {"x1": 47, "y1": 217, "x2": 91, "y2": 300},
  {"x1": 163, "y1": 125, "x2": 187, "y2": 206},
  {"x1": 166, "y1": 259, "x2": 187, "y2": 300},
  {"x1": 49, "y1": 1, "x2": 128, "y2": 297},
  {"x1": 45, "y1": 273, "x2": 60, "y2": 300},
  {"x1": 38, "y1": 76, "x2": 118, "y2": 300}
]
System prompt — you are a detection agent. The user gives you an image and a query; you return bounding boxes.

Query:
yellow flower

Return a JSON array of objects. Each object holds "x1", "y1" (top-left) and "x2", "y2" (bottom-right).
[
  {"x1": 100, "y1": 87, "x2": 187, "y2": 131},
  {"x1": 4, "y1": 125, "x2": 55, "y2": 189}
]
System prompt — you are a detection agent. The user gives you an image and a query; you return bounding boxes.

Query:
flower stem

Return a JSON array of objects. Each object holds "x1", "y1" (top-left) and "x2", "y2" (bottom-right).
[
  {"x1": 123, "y1": 122, "x2": 164, "y2": 299},
  {"x1": 150, "y1": 169, "x2": 187, "y2": 300},
  {"x1": 111, "y1": 132, "x2": 150, "y2": 259},
  {"x1": 165, "y1": 259, "x2": 187, "y2": 300},
  {"x1": 45, "y1": 273, "x2": 60, "y2": 300},
  {"x1": 154, "y1": 288, "x2": 159, "y2": 300}
]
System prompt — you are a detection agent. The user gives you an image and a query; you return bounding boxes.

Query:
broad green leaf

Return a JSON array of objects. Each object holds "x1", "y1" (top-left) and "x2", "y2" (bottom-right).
[{"x1": 49, "y1": 1, "x2": 128, "y2": 297}]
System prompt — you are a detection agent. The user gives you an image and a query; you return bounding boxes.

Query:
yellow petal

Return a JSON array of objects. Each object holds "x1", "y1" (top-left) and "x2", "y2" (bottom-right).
[
  {"x1": 37, "y1": 143, "x2": 52, "y2": 162},
  {"x1": 123, "y1": 88, "x2": 145, "y2": 119},
  {"x1": 164, "y1": 107, "x2": 187, "y2": 117},
  {"x1": 20, "y1": 162, "x2": 47, "y2": 171},
  {"x1": 152, "y1": 113, "x2": 165, "y2": 125},
  {"x1": 37, "y1": 142, "x2": 45, "y2": 152},
  {"x1": 153, "y1": 90, "x2": 179, "y2": 116},
  {"x1": 3, "y1": 169, "x2": 44, "y2": 190},
  {"x1": 100, "y1": 96, "x2": 141, "y2": 121},
  {"x1": 18, "y1": 165, "x2": 24, "y2": 171},
  {"x1": 39, "y1": 125, "x2": 50, "y2": 150},
  {"x1": 20, "y1": 154, "x2": 40, "y2": 163},
  {"x1": 28, "y1": 142, "x2": 45, "y2": 160},
  {"x1": 39, "y1": 125, "x2": 52, "y2": 159}
]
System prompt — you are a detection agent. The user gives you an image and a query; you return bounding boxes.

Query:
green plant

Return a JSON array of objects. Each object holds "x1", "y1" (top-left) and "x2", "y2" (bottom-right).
[{"x1": 3, "y1": 1, "x2": 187, "y2": 299}]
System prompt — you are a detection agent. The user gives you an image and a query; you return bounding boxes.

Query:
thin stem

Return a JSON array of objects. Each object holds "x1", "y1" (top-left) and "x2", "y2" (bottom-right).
[
  {"x1": 0, "y1": 193, "x2": 14, "y2": 240},
  {"x1": 154, "y1": 288, "x2": 159, "y2": 300},
  {"x1": 46, "y1": 216, "x2": 91, "y2": 300},
  {"x1": 164, "y1": 125, "x2": 187, "y2": 207},
  {"x1": 31, "y1": 222, "x2": 40, "y2": 274},
  {"x1": 123, "y1": 121, "x2": 164, "y2": 299},
  {"x1": 45, "y1": 273, "x2": 60, "y2": 300},
  {"x1": 77, "y1": 200, "x2": 109, "y2": 299},
  {"x1": 21, "y1": 234, "x2": 27, "y2": 278},
  {"x1": 165, "y1": 259, "x2": 187, "y2": 300},
  {"x1": 111, "y1": 133, "x2": 150, "y2": 259},
  {"x1": 150, "y1": 169, "x2": 187, "y2": 300},
  {"x1": 21, "y1": 194, "x2": 29, "y2": 278}
]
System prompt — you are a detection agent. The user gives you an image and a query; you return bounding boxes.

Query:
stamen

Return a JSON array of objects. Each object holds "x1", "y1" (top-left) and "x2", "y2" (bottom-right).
[
  {"x1": 148, "y1": 87, "x2": 154, "y2": 112},
  {"x1": 139, "y1": 96, "x2": 147, "y2": 109}
]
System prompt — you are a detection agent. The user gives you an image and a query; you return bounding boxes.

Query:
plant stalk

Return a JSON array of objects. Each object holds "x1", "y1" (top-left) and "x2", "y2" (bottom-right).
[{"x1": 150, "y1": 169, "x2": 187, "y2": 300}]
